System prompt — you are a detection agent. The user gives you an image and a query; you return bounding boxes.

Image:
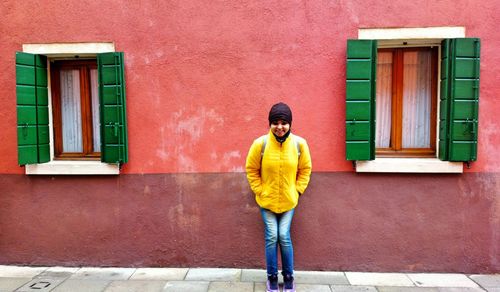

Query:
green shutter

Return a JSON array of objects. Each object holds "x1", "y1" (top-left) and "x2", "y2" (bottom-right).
[
  {"x1": 346, "y1": 40, "x2": 377, "y2": 160},
  {"x1": 16, "y1": 52, "x2": 50, "y2": 165},
  {"x1": 98, "y1": 52, "x2": 128, "y2": 164},
  {"x1": 439, "y1": 38, "x2": 480, "y2": 162}
]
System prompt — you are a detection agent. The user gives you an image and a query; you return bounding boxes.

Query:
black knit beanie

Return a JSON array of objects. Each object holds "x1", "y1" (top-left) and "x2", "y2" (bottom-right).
[{"x1": 268, "y1": 102, "x2": 292, "y2": 125}]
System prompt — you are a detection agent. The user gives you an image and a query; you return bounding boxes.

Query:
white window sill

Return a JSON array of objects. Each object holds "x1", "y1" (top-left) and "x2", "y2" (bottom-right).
[
  {"x1": 355, "y1": 158, "x2": 463, "y2": 173},
  {"x1": 25, "y1": 161, "x2": 119, "y2": 175}
]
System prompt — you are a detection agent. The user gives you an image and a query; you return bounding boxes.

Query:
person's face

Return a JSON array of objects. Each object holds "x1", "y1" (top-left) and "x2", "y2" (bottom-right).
[{"x1": 270, "y1": 120, "x2": 290, "y2": 137}]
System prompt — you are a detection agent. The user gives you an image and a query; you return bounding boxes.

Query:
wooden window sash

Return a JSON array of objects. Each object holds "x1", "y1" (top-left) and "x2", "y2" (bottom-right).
[
  {"x1": 429, "y1": 48, "x2": 438, "y2": 151},
  {"x1": 376, "y1": 47, "x2": 437, "y2": 157},
  {"x1": 50, "y1": 64, "x2": 63, "y2": 157},
  {"x1": 51, "y1": 60, "x2": 100, "y2": 159},
  {"x1": 393, "y1": 49, "x2": 403, "y2": 151},
  {"x1": 376, "y1": 148, "x2": 436, "y2": 158}
]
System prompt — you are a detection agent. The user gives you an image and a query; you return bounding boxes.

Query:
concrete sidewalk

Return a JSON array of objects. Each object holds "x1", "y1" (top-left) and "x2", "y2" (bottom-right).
[{"x1": 0, "y1": 266, "x2": 498, "y2": 292}]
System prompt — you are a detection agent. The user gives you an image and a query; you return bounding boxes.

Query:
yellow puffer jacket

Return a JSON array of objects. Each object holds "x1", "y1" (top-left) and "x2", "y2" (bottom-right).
[{"x1": 245, "y1": 131, "x2": 312, "y2": 214}]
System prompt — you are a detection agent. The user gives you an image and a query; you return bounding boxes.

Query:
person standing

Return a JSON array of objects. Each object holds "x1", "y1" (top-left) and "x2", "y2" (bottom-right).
[{"x1": 246, "y1": 102, "x2": 312, "y2": 292}]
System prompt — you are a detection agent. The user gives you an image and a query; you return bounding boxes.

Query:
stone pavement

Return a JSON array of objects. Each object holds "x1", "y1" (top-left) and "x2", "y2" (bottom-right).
[{"x1": 0, "y1": 266, "x2": 499, "y2": 292}]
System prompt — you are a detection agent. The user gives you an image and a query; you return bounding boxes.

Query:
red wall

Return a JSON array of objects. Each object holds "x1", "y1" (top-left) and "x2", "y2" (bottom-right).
[
  {"x1": 0, "y1": 0, "x2": 499, "y2": 272},
  {"x1": 1, "y1": 173, "x2": 498, "y2": 272}
]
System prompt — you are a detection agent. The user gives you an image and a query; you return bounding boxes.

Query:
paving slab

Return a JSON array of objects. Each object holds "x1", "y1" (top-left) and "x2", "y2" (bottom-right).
[
  {"x1": 104, "y1": 280, "x2": 167, "y2": 292},
  {"x1": 437, "y1": 288, "x2": 488, "y2": 292},
  {"x1": 469, "y1": 275, "x2": 500, "y2": 288},
  {"x1": 15, "y1": 277, "x2": 65, "y2": 292},
  {"x1": 346, "y1": 272, "x2": 414, "y2": 287},
  {"x1": 408, "y1": 274, "x2": 480, "y2": 288},
  {"x1": 208, "y1": 281, "x2": 254, "y2": 292},
  {"x1": 295, "y1": 270, "x2": 349, "y2": 285},
  {"x1": 162, "y1": 281, "x2": 209, "y2": 292},
  {"x1": 241, "y1": 269, "x2": 348, "y2": 285},
  {"x1": 377, "y1": 287, "x2": 439, "y2": 292},
  {"x1": 331, "y1": 285, "x2": 378, "y2": 291},
  {"x1": 0, "y1": 266, "x2": 47, "y2": 278},
  {"x1": 185, "y1": 268, "x2": 241, "y2": 282},
  {"x1": 241, "y1": 269, "x2": 268, "y2": 283},
  {"x1": 70, "y1": 267, "x2": 136, "y2": 280},
  {"x1": 295, "y1": 283, "x2": 333, "y2": 291},
  {"x1": 241, "y1": 269, "x2": 288, "y2": 283},
  {"x1": 130, "y1": 268, "x2": 188, "y2": 280},
  {"x1": 52, "y1": 279, "x2": 111, "y2": 292},
  {"x1": 377, "y1": 287, "x2": 485, "y2": 292},
  {"x1": 253, "y1": 282, "x2": 266, "y2": 292},
  {"x1": 0, "y1": 277, "x2": 32, "y2": 292},
  {"x1": 36, "y1": 267, "x2": 80, "y2": 279}
]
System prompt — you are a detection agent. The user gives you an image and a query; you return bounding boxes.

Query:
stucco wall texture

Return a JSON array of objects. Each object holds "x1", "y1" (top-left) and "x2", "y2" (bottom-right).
[
  {"x1": 1, "y1": 173, "x2": 499, "y2": 272},
  {"x1": 1, "y1": 0, "x2": 500, "y2": 173},
  {"x1": 0, "y1": 0, "x2": 499, "y2": 272}
]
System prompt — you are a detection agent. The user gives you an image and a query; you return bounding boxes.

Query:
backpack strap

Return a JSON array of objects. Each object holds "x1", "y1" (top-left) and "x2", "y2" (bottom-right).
[
  {"x1": 261, "y1": 136, "x2": 268, "y2": 158},
  {"x1": 295, "y1": 136, "x2": 301, "y2": 157},
  {"x1": 260, "y1": 136, "x2": 268, "y2": 166}
]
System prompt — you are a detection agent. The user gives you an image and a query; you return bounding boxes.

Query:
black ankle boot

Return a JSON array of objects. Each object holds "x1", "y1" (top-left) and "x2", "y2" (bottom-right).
[
  {"x1": 283, "y1": 273, "x2": 295, "y2": 292},
  {"x1": 266, "y1": 274, "x2": 279, "y2": 292}
]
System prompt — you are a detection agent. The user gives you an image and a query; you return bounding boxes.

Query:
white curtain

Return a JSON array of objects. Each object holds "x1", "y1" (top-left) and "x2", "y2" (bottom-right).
[
  {"x1": 402, "y1": 51, "x2": 432, "y2": 148},
  {"x1": 90, "y1": 69, "x2": 101, "y2": 152},
  {"x1": 376, "y1": 51, "x2": 393, "y2": 148},
  {"x1": 60, "y1": 69, "x2": 83, "y2": 152}
]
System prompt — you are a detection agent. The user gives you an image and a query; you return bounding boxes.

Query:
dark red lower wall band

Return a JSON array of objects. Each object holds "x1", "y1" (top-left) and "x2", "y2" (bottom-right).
[{"x1": 0, "y1": 172, "x2": 498, "y2": 273}]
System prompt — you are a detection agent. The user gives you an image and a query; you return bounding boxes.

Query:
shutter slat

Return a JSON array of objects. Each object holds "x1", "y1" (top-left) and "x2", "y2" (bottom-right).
[
  {"x1": 346, "y1": 40, "x2": 376, "y2": 160},
  {"x1": 16, "y1": 52, "x2": 50, "y2": 165},
  {"x1": 439, "y1": 39, "x2": 451, "y2": 160},
  {"x1": 439, "y1": 38, "x2": 480, "y2": 162},
  {"x1": 98, "y1": 52, "x2": 128, "y2": 164}
]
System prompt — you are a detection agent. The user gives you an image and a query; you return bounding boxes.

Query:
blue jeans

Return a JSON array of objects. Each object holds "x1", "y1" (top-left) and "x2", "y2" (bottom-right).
[{"x1": 260, "y1": 208, "x2": 295, "y2": 276}]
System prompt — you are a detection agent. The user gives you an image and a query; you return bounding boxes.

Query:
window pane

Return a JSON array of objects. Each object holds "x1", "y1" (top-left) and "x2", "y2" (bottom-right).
[
  {"x1": 376, "y1": 51, "x2": 393, "y2": 148},
  {"x1": 402, "y1": 51, "x2": 432, "y2": 148},
  {"x1": 90, "y1": 69, "x2": 100, "y2": 152},
  {"x1": 60, "y1": 69, "x2": 83, "y2": 152}
]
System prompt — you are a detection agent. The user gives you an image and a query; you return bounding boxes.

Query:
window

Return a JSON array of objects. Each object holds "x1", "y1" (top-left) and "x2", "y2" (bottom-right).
[
  {"x1": 345, "y1": 27, "x2": 480, "y2": 173},
  {"x1": 15, "y1": 43, "x2": 128, "y2": 175},
  {"x1": 51, "y1": 60, "x2": 101, "y2": 160},
  {"x1": 375, "y1": 47, "x2": 438, "y2": 157}
]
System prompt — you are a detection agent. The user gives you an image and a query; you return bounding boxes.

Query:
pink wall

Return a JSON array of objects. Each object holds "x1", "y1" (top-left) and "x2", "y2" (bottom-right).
[{"x1": 0, "y1": 0, "x2": 499, "y2": 174}]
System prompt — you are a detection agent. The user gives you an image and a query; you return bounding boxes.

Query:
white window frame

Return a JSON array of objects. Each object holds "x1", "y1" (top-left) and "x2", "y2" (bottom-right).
[
  {"x1": 355, "y1": 27, "x2": 465, "y2": 173},
  {"x1": 23, "y1": 43, "x2": 119, "y2": 175}
]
